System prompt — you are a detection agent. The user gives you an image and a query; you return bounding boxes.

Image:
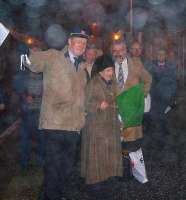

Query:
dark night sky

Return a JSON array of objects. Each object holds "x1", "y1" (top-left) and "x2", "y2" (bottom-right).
[{"x1": 0, "y1": 0, "x2": 186, "y2": 47}]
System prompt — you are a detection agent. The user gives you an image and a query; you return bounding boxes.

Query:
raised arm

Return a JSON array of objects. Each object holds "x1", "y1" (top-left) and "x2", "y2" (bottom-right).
[{"x1": 25, "y1": 49, "x2": 54, "y2": 73}]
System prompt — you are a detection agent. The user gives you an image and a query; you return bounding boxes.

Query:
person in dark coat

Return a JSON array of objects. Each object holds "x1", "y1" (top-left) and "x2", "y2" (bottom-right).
[
  {"x1": 13, "y1": 69, "x2": 45, "y2": 169},
  {"x1": 150, "y1": 49, "x2": 177, "y2": 137}
]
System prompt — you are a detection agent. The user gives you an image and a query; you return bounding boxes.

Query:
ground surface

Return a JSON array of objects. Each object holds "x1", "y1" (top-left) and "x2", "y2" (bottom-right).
[{"x1": 0, "y1": 86, "x2": 186, "y2": 200}]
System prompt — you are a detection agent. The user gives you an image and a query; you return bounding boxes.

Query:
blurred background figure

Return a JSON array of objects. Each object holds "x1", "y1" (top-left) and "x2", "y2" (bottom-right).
[
  {"x1": 149, "y1": 49, "x2": 177, "y2": 141},
  {"x1": 0, "y1": 85, "x2": 5, "y2": 112},
  {"x1": 0, "y1": 81, "x2": 20, "y2": 133},
  {"x1": 130, "y1": 40, "x2": 143, "y2": 59},
  {"x1": 130, "y1": 40, "x2": 152, "y2": 137},
  {"x1": 0, "y1": 85, "x2": 6, "y2": 132},
  {"x1": 13, "y1": 69, "x2": 45, "y2": 170},
  {"x1": 84, "y1": 43, "x2": 98, "y2": 81}
]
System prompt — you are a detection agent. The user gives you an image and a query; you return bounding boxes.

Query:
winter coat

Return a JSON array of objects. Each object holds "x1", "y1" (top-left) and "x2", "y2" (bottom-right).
[
  {"x1": 150, "y1": 60, "x2": 177, "y2": 116},
  {"x1": 26, "y1": 48, "x2": 87, "y2": 131},
  {"x1": 81, "y1": 75, "x2": 123, "y2": 184}
]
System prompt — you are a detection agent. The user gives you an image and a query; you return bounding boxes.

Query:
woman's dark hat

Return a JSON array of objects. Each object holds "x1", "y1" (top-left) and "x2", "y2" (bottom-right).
[{"x1": 94, "y1": 54, "x2": 114, "y2": 72}]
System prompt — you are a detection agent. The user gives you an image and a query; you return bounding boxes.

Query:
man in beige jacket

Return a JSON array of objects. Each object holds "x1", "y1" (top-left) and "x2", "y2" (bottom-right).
[
  {"x1": 24, "y1": 27, "x2": 89, "y2": 200},
  {"x1": 111, "y1": 39, "x2": 152, "y2": 151}
]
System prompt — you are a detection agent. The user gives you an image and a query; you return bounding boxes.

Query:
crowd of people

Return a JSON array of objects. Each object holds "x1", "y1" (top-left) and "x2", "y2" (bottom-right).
[{"x1": 0, "y1": 23, "x2": 177, "y2": 200}]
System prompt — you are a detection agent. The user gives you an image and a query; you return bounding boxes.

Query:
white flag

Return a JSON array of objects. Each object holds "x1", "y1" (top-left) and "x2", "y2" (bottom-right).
[
  {"x1": 20, "y1": 54, "x2": 31, "y2": 71},
  {"x1": 129, "y1": 148, "x2": 148, "y2": 183},
  {"x1": 0, "y1": 22, "x2": 10, "y2": 46},
  {"x1": 144, "y1": 93, "x2": 151, "y2": 113}
]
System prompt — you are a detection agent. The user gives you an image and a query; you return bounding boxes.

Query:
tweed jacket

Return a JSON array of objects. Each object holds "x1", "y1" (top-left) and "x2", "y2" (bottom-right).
[
  {"x1": 81, "y1": 75, "x2": 123, "y2": 184},
  {"x1": 121, "y1": 57, "x2": 152, "y2": 96},
  {"x1": 26, "y1": 47, "x2": 87, "y2": 131},
  {"x1": 118, "y1": 57, "x2": 152, "y2": 142}
]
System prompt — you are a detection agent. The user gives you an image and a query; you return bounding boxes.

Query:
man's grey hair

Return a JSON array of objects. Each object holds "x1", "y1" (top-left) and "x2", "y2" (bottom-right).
[
  {"x1": 111, "y1": 39, "x2": 126, "y2": 47},
  {"x1": 110, "y1": 39, "x2": 127, "y2": 52}
]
